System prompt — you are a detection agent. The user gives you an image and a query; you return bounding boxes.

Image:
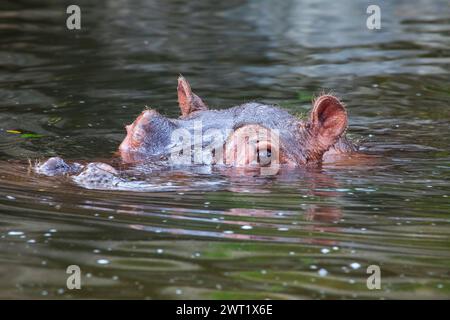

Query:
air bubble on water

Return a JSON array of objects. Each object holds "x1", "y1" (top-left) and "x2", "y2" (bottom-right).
[
  {"x1": 93, "y1": 249, "x2": 100, "y2": 253},
  {"x1": 310, "y1": 265, "x2": 318, "y2": 270},
  {"x1": 289, "y1": 251, "x2": 295, "y2": 255},
  {"x1": 8, "y1": 231, "x2": 24, "y2": 236},
  {"x1": 175, "y1": 289, "x2": 183, "y2": 295},
  {"x1": 261, "y1": 270, "x2": 267, "y2": 274},
  {"x1": 112, "y1": 276, "x2": 119, "y2": 281},
  {"x1": 437, "y1": 284, "x2": 444, "y2": 289},
  {"x1": 49, "y1": 229, "x2": 57, "y2": 233},
  {"x1": 321, "y1": 248, "x2": 330, "y2": 254},
  {"x1": 27, "y1": 239, "x2": 36, "y2": 244},
  {"x1": 108, "y1": 216, "x2": 114, "y2": 219},
  {"x1": 241, "y1": 225, "x2": 253, "y2": 230},
  {"x1": 41, "y1": 290, "x2": 48, "y2": 296},
  {"x1": 278, "y1": 227, "x2": 289, "y2": 231},
  {"x1": 44, "y1": 233, "x2": 51, "y2": 237},
  {"x1": 96, "y1": 259, "x2": 110, "y2": 265},
  {"x1": 223, "y1": 230, "x2": 234, "y2": 234},
  {"x1": 349, "y1": 279, "x2": 356, "y2": 284},
  {"x1": 332, "y1": 246, "x2": 339, "y2": 251},
  {"x1": 318, "y1": 268, "x2": 328, "y2": 277},
  {"x1": 6, "y1": 195, "x2": 16, "y2": 200},
  {"x1": 57, "y1": 288, "x2": 65, "y2": 295},
  {"x1": 86, "y1": 273, "x2": 92, "y2": 278},
  {"x1": 350, "y1": 262, "x2": 361, "y2": 270},
  {"x1": 156, "y1": 249, "x2": 164, "y2": 254}
]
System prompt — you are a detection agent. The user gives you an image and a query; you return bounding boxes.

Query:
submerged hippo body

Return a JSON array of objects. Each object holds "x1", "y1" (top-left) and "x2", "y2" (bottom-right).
[{"x1": 36, "y1": 76, "x2": 357, "y2": 188}]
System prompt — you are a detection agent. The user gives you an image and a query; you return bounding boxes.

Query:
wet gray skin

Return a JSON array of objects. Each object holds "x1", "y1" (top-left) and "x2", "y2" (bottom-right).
[{"x1": 35, "y1": 77, "x2": 357, "y2": 190}]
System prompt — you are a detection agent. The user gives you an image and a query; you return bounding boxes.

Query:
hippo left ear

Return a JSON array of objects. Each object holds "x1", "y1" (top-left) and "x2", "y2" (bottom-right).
[
  {"x1": 177, "y1": 76, "x2": 208, "y2": 117},
  {"x1": 308, "y1": 95, "x2": 348, "y2": 158}
]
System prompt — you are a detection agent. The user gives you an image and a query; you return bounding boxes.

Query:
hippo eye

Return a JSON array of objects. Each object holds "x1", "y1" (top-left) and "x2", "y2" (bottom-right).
[{"x1": 257, "y1": 146, "x2": 272, "y2": 167}]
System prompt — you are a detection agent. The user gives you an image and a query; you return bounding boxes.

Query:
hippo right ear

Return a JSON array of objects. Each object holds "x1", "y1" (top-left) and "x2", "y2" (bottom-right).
[
  {"x1": 177, "y1": 76, "x2": 208, "y2": 117},
  {"x1": 307, "y1": 95, "x2": 348, "y2": 160}
]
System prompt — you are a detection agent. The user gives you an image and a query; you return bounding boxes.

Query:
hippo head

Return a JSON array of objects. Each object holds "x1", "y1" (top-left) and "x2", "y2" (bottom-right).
[{"x1": 119, "y1": 77, "x2": 349, "y2": 167}]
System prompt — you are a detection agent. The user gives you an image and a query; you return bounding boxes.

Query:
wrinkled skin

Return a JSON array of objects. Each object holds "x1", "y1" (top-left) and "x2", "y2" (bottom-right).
[{"x1": 36, "y1": 76, "x2": 357, "y2": 188}]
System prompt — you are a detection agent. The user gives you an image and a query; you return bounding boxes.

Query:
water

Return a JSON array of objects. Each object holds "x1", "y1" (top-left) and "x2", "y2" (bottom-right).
[{"x1": 0, "y1": 0, "x2": 449, "y2": 299}]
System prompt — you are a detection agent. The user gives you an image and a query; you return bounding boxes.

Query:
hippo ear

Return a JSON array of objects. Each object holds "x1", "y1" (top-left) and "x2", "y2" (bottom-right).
[
  {"x1": 309, "y1": 95, "x2": 348, "y2": 153},
  {"x1": 177, "y1": 76, "x2": 208, "y2": 117}
]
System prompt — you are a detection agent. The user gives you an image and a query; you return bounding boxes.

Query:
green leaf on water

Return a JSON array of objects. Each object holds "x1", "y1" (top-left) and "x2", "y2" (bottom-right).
[
  {"x1": 20, "y1": 133, "x2": 44, "y2": 139},
  {"x1": 6, "y1": 130, "x2": 21, "y2": 134}
]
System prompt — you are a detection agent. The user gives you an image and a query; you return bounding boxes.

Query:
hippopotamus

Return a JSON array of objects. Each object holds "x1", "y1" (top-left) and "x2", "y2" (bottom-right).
[{"x1": 36, "y1": 76, "x2": 357, "y2": 189}]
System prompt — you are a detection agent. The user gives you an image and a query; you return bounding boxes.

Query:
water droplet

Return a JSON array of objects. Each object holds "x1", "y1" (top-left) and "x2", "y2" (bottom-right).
[
  {"x1": 96, "y1": 259, "x2": 110, "y2": 265},
  {"x1": 156, "y1": 249, "x2": 164, "y2": 254},
  {"x1": 241, "y1": 225, "x2": 253, "y2": 230},
  {"x1": 278, "y1": 227, "x2": 289, "y2": 231},
  {"x1": 350, "y1": 262, "x2": 361, "y2": 270},
  {"x1": 6, "y1": 195, "x2": 16, "y2": 200},
  {"x1": 8, "y1": 231, "x2": 24, "y2": 236},
  {"x1": 318, "y1": 268, "x2": 328, "y2": 277},
  {"x1": 321, "y1": 248, "x2": 330, "y2": 254},
  {"x1": 175, "y1": 289, "x2": 182, "y2": 295},
  {"x1": 223, "y1": 230, "x2": 234, "y2": 234}
]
